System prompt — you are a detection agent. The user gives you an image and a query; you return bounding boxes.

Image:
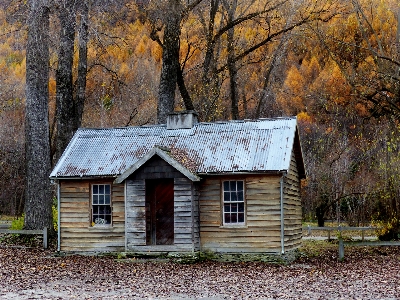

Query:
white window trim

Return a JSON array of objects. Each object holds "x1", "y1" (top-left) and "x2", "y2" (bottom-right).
[
  {"x1": 222, "y1": 180, "x2": 246, "y2": 226},
  {"x1": 91, "y1": 183, "x2": 112, "y2": 227}
]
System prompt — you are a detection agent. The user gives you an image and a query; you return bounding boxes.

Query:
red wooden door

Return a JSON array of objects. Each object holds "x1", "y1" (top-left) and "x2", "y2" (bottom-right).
[{"x1": 146, "y1": 179, "x2": 174, "y2": 245}]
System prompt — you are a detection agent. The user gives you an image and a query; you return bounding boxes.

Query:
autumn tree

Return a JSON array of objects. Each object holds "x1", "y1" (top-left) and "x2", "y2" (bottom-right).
[
  {"x1": 55, "y1": 0, "x2": 77, "y2": 161},
  {"x1": 24, "y1": 0, "x2": 53, "y2": 231},
  {"x1": 54, "y1": 0, "x2": 89, "y2": 161},
  {"x1": 312, "y1": 0, "x2": 400, "y2": 119},
  {"x1": 155, "y1": 0, "x2": 182, "y2": 124}
]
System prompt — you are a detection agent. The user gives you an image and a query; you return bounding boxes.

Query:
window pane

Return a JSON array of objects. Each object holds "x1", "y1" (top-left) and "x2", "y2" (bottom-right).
[
  {"x1": 98, "y1": 195, "x2": 104, "y2": 204},
  {"x1": 105, "y1": 195, "x2": 110, "y2": 204},
  {"x1": 105, "y1": 185, "x2": 110, "y2": 194},
  {"x1": 93, "y1": 206, "x2": 98, "y2": 214},
  {"x1": 231, "y1": 213, "x2": 237, "y2": 223},
  {"x1": 224, "y1": 213, "x2": 231, "y2": 223},
  {"x1": 224, "y1": 204, "x2": 230, "y2": 212},
  {"x1": 238, "y1": 202, "x2": 244, "y2": 212},
  {"x1": 93, "y1": 185, "x2": 98, "y2": 194},
  {"x1": 230, "y1": 181, "x2": 236, "y2": 191},
  {"x1": 237, "y1": 191, "x2": 243, "y2": 202},
  {"x1": 238, "y1": 213, "x2": 244, "y2": 223},
  {"x1": 224, "y1": 192, "x2": 230, "y2": 202},
  {"x1": 99, "y1": 206, "x2": 105, "y2": 214},
  {"x1": 237, "y1": 181, "x2": 243, "y2": 191},
  {"x1": 231, "y1": 192, "x2": 237, "y2": 202},
  {"x1": 105, "y1": 206, "x2": 111, "y2": 214},
  {"x1": 105, "y1": 215, "x2": 111, "y2": 224},
  {"x1": 223, "y1": 181, "x2": 229, "y2": 191},
  {"x1": 231, "y1": 203, "x2": 237, "y2": 212},
  {"x1": 93, "y1": 195, "x2": 98, "y2": 204},
  {"x1": 99, "y1": 185, "x2": 104, "y2": 194}
]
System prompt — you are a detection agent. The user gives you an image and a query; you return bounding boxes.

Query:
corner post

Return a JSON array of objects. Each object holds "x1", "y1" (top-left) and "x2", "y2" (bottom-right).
[
  {"x1": 57, "y1": 181, "x2": 61, "y2": 252},
  {"x1": 43, "y1": 227, "x2": 48, "y2": 249},
  {"x1": 280, "y1": 172, "x2": 286, "y2": 254},
  {"x1": 338, "y1": 237, "x2": 344, "y2": 260}
]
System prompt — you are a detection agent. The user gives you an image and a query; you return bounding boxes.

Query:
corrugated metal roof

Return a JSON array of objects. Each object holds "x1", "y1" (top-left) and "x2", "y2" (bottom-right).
[{"x1": 50, "y1": 117, "x2": 301, "y2": 178}]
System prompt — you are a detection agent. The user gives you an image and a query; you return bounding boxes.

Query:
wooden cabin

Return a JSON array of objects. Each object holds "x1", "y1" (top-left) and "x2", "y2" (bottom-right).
[{"x1": 50, "y1": 111, "x2": 306, "y2": 255}]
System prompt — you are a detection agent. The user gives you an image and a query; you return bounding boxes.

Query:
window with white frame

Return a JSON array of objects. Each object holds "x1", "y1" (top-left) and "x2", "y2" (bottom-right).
[
  {"x1": 92, "y1": 184, "x2": 111, "y2": 225},
  {"x1": 223, "y1": 180, "x2": 245, "y2": 224}
]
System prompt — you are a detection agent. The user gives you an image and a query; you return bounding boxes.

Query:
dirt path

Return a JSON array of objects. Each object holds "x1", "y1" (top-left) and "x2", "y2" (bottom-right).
[{"x1": 0, "y1": 244, "x2": 399, "y2": 299}]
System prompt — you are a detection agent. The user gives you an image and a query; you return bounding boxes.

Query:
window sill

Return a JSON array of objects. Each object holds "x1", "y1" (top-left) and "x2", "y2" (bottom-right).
[
  {"x1": 89, "y1": 225, "x2": 113, "y2": 230},
  {"x1": 220, "y1": 224, "x2": 248, "y2": 229}
]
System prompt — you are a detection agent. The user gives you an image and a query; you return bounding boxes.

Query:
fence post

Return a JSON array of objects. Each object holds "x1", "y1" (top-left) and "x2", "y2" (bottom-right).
[
  {"x1": 338, "y1": 237, "x2": 344, "y2": 260},
  {"x1": 308, "y1": 225, "x2": 311, "y2": 235},
  {"x1": 43, "y1": 227, "x2": 48, "y2": 249}
]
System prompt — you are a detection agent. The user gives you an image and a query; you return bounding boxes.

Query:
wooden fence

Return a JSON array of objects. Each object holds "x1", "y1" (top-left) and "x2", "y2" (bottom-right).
[
  {"x1": 0, "y1": 222, "x2": 48, "y2": 249},
  {"x1": 303, "y1": 225, "x2": 400, "y2": 260},
  {"x1": 303, "y1": 225, "x2": 376, "y2": 241}
]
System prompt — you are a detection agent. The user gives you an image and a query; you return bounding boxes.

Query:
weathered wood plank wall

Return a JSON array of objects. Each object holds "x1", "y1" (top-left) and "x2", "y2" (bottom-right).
[
  {"x1": 199, "y1": 175, "x2": 283, "y2": 253},
  {"x1": 125, "y1": 179, "x2": 146, "y2": 248},
  {"x1": 125, "y1": 156, "x2": 199, "y2": 252},
  {"x1": 59, "y1": 180, "x2": 125, "y2": 252},
  {"x1": 283, "y1": 151, "x2": 303, "y2": 250}
]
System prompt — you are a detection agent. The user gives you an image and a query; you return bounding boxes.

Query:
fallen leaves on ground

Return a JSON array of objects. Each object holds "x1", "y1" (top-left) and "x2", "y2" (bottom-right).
[{"x1": 0, "y1": 243, "x2": 399, "y2": 299}]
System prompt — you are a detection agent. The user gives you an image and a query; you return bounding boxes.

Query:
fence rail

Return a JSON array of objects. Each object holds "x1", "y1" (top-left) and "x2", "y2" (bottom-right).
[
  {"x1": 303, "y1": 225, "x2": 376, "y2": 241},
  {"x1": 0, "y1": 227, "x2": 48, "y2": 249},
  {"x1": 303, "y1": 225, "x2": 400, "y2": 260}
]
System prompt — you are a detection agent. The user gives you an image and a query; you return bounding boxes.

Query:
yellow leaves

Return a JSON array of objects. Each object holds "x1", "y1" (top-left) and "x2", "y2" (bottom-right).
[
  {"x1": 151, "y1": 44, "x2": 162, "y2": 63},
  {"x1": 302, "y1": 56, "x2": 321, "y2": 81},
  {"x1": 355, "y1": 103, "x2": 369, "y2": 117},
  {"x1": 325, "y1": 64, "x2": 351, "y2": 105},
  {"x1": 285, "y1": 65, "x2": 306, "y2": 96},
  {"x1": 49, "y1": 78, "x2": 56, "y2": 98},
  {"x1": 135, "y1": 38, "x2": 147, "y2": 56},
  {"x1": 297, "y1": 112, "x2": 313, "y2": 123},
  {"x1": 13, "y1": 57, "x2": 26, "y2": 80}
]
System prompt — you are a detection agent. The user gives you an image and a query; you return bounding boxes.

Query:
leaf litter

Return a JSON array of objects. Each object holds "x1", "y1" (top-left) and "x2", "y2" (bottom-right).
[{"x1": 0, "y1": 243, "x2": 399, "y2": 299}]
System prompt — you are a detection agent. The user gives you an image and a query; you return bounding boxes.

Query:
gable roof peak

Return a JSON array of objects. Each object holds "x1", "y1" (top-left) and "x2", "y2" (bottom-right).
[{"x1": 114, "y1": 146, "x2": 200, "y2": 183}]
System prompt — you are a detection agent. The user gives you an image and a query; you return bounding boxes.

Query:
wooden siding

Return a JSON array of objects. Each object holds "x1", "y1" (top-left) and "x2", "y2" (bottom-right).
[
  {"x1": 199, "y1": 176, "x2": 283, "y2": 253},
  {"x1": 59, "y1": 180, "x2": 125, "y2": 252},
  {"x1": 59, "y1": 151, "x2": 302, "y2": 254},
  {"x1": 174, "y1": 178, "x2": 200, "y2": 251},
  {"x1": 125, "y1": 156, "x2": 199, "y2": 252},
  {"x1": 125, "y1": 179, "x2": 146, "y2": 248},
  {"x1": 283, "y1": 150, "x2": 302, "y2": 250}
]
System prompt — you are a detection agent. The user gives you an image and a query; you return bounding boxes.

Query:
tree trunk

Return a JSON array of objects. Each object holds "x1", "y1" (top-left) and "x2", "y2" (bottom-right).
[
  {"x1": 157, "y1": 0, "x2": 181, "y2": 124},
  {"x1": 396, "y1": 8, "x2": 400, "y2": 103},
  {"x1": 177, "y1": 67, "x2": 194, "y2": 110},
  {"x1": 316, "y1": 204, "x2": 326, "y2": 227},
  {"x1": 227, "y1": 31, "x2": 239, "y2": 120},
  {"x1": 55, "y1": 0, "x2": 76, "y2": 161},
  {"x1": 200, "y1": 0, "x2": 221, "y2": 121},
  {"x1": 75, "y1": 0, "x2": 89, "y2": 130},
  {"x1": 226, "y1": 0, "x2": 239, "y2": 120},
  {"x1": 24, "y1": 0, "x2": 53, "y2": 231}
]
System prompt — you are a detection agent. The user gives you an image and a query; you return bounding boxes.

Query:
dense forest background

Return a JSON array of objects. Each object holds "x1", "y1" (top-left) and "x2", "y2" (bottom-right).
[{"x1": 0, "y1": 0, "x2": 399, "y2": 230}]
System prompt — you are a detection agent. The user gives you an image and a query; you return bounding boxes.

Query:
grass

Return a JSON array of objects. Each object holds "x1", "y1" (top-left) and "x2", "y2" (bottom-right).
[
  {"x1": 0, "y1": 215, "x2": 15, "y2": 221},
  {"x1": 298, "y1": 239, "x2": 338, "y2": 258},
  {"x1": 303, "y1": 221, "x2": 378, "y2": 240}
]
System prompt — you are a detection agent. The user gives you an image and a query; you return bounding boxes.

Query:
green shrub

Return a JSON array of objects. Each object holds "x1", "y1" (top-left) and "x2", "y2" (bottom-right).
[
  {"x1": 10, "y1": 214, "x2": 24, "y2": 230},
  {"x1": 52, "y1": 205, "x2": 58, "y2": 231},
  {"x1": 372, "y1": 217, "x2": 400, "y2": 241},
  {"x1": 10, "y1": 203, "x2": 58, "y2": 232}
]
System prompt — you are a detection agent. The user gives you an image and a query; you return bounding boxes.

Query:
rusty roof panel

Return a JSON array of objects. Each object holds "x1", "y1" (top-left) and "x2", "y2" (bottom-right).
[{"x1": 50, "y1": 117, "x2": 299, "y2": 178}]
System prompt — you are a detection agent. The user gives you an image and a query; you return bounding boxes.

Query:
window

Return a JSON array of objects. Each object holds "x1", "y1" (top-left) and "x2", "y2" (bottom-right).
[
  {"x1": 92, "y1": 184, "x2": 111, "y2": 225},
  {"x1": 223, "y1": 180, "x2": 245, "y2": 224}
]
